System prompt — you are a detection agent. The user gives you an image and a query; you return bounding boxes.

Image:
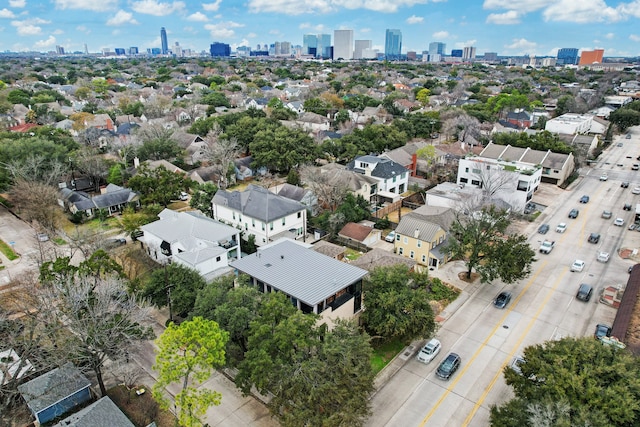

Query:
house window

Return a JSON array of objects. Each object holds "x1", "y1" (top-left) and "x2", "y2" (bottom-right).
[
  {"x1": 282, "y1": 218, "x2": 286, "y2": 226},
  {"x1": 403, "y1": 236, "x2": 408, "y2": 244},
  {"x1": 486, "y1": 165, "x2": 491, "y2": 170},
  {"x1": 410, "y1": 250, "x2": 414, "y2": 259},
  {"x1": 432, "y1": 241, "x2": 436, "y2": 249},
  {"x1": 472, "y1": 168, "x2": 481, "y2": 174},
  {"x1": 216, "y1": 256, "x2": 221, "y2": 262},
  {"x1": 252, "y1": 219, "x2": 255, "y2": 227},
  {"x1": 398, "y1": 247, "x2": 404, "y2": 255},
  {"x1": 244, "y1": 223, "x2": 248, "y2": 230},
  {"x1": 471, "y1": 180, "x2": 480, "y2": 186},
  {"x1": 233, "y1": 212, "x2": 236, "y2": 220},
  {"x1": 298, "y1": 212, "x2": 302, "y2": 218},
  {"x1": 465, "y1": 167, "x2": 469, "y2": 172},
  {"x1": 393, "y1": 176, "x2": 397, "y2": 183},
  {"x1": 262, "y1": 223, "x2": 265, "y2": 231},
  {"x1": 460, "y1": 177, "x2": 468, "y2": 183},
  {"x1": 422, "y1": 254, "x2": 426, "y2": 263},
  {"x1": 270, "y1": 222, "x2": 274, "y2": 231},
  {"x1": 396, "y1": 234, "x2": 400, "y2": 241},
  {"x1": 239, "y1": 215, "x2": 242, "y2": 222},
  {"x1": 417, "y1": 240, "x2": 422, "y2": 248}
]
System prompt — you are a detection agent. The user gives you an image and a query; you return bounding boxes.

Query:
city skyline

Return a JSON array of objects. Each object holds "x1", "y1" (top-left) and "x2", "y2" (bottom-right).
[{"x1": 1, "y1": 1, "x2": 640, "y2": 57}]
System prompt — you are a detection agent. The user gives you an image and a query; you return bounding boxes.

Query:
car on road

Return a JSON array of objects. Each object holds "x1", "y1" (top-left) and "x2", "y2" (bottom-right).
[
  {"x1": 633, "y1": 164, "x2": 640, "y2": 171},
  {"x1": 510, "y1": 356, "x2": 525, "y2": 375},
  {"x1": 624, "y1": 203, "x2": 633, "y2": 211},
  {"x1": 576, "y1": 283, "x2": 593, "y2": 301},
  {"x1": 579, "y1": 195, "x2": 590, "y2": 203},
  {"x1": 588, "y1": 233, "x2": 601, "y2": 243},
  {"x1": 599, "y1": 173, "x2": 608, "y2": 181},
  {"x1": 594, "y1": 324, "x2": 612, "y2": 340},
  {"x1": 571, "y1": 259, "x2": 586, "y2": 272},
  {"x1": 436, "y1": 353, "x2": 461, "y2": 380},
  {"x1": 385, "y1": 231, "x2": 396, "y2": 242},
  {"x1": 618, "y1": 142, "x2": 624, "y2": 147},
  {"x1": 601, "y1": 210, "x2": 612, "y2": 219},
  {"x1": 568, "y1": 209, "x2": 579, "y2": 219},
  {"x1": 614, "y1": 217, "x2": 625, "y2": 227},
  {"x1": 633, "y1": 187, "x2": 640, "y2": 195},
  {"x1": 537, "y1": 224, "x2": 550, "y2": 234},
  {"x1": 555, "y1": 223, "x2": 567, "y2": 233},
  {"x1": 622, "y1": 181, "x2": 630, "y2": 188},
  {"x1": 539, "y1": 240, "x2": 555, "y2": 254},
  {"x1": 493, "y1": 291, "x2": 512, "y2": 309},
  {"x1": 597, "y1": 251, "x2": 610, "y2": 263},
  {"x1": 416, "y1": 338, "x2": 441, "y2": 364},
  {"x1": 627, "y1": 134, "x2": 632, "y2": 139}
]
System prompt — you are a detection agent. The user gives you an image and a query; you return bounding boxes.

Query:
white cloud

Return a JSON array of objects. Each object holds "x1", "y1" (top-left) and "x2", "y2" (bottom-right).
[
  {"x1": 202, "y1": 0, "x2": 222, "y2": 11},
  {"x1": 432, "y1": 30, "x2": 449, "y2": 39},
  {"x1": 247, "y1": 0, "x2": 433, "y2": 15},
  {"x1": 504, "y1": 37, "x2": 537, "y2": 52},
  {"x1": 406, "y1": 15, "x2": 424, "y2": 24},
  {"x1": 483, "y1": 0, "x2": 554, "y2": 13},
  {"x1": 52, "y1": 29, "x2": 63, "y2": 35},
  {"x1": 106, "y1": 10, "x2": 139, "y2": 26},
  {"x1": 543, "y1": 0, "x2": 621, "y2": 22},
  {"x1": 630, "y1": 34, "x2": 640, "y2": 42},
  {"x1": 604, "y1": 32, "x2": 615, "y2": 39},
  {"x1": 204, "y1": 20, "x2": 244, "y2": 38},
  {"x1": 299, "y1": 22, "x2": 326, "y2": 32},
  {"x1": 187, "y1": 12, "x2": 208, "y2": 21},
  {"x1": 486, "y1": 10, "x2": 520, "y2": 24},
  {"x1": 34, "y1": 35, "x2": 56, "y2": 49},
  {"x1": 247, "y1": 32, "x2": 257, "y2": 38},
  {"x1": 360, "y1": 27, "x2": 371, "y2": 33},
  {"x1": 14, "y1": 23, "x2": 41, "y2": 35},
  {"x1": 54, "y1": 0, "x2": 118, "y2": 11},
  {"x1": 454, "y1": 39, "x2": 477, "y2": 48},
  {"x1": 0, "y1": 8, "x2": 16, "y2": 18},
  {"x1": 131, "y1": 0, "x2": 186, "y2": 16},
  {"x1": 76, "y1": 24, "x2": 91, "y2": 34},
  {"x1": 9, "y1": 0, "x2": 26, "y2": 7}
]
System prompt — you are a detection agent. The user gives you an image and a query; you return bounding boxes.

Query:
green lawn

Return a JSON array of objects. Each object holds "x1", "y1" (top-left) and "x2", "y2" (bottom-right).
[
  {"x1": 371, "y1": 338, "x2": 406, "y2": 375},
  {"x1": 0, "y1": 239, "x2": 19, "y2": 261}
]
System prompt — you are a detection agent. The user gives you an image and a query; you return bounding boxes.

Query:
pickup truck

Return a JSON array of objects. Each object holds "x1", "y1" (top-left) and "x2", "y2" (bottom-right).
[{"x1": 539, "y1": 240, "x2": 555, "y2": 254}]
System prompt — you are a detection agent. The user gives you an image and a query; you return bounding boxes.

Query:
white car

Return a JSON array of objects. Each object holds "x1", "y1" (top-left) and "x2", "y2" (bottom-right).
[
  {"x1": 385, "y1": 231, "x2": 396, "y2": 242},
  {"x1": 614, "y1": 218, "x2": 625, "y2": 227},
  {"x1": 599, "y1": 173, "x2": 608, "y2": 181},
  {"x1": 555, "y1": 223, "x2": 567, "y2": 233},
  {"x1": 416, "y1": 338, "x2": 441, "y2": 364},
  {"x1": 571, "y1": 259, "x2": 586, "y2": 272},
  {"x1": 597, "y1": 251, "x2": 610, "y2": 263},
  {"x1": 179, "y1": 191, "x2": 189, "y2": 201},
  {"x1": 633, "y1": 187, "x2": 640, "y2": 195}
]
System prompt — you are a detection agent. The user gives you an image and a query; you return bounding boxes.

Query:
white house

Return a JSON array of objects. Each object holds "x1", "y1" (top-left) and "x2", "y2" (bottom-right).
[
  {"x1": 212, "y1": 184, "x2": 307, "y2": 246},
  {"x1": 140, "y1": 209, "x2": 241, "y2": 280},
  {"x1": 346, "y1": 155, "x2": 410, "y2": 203},
  {"x1": 545, "y1": 113, "x2": 593, "y2": 134}
]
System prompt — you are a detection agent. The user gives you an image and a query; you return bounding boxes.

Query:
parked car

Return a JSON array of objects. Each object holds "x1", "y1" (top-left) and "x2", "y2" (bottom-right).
[
  {"x1": 537, "y1": 224, "x2": 550, "y2": 234},
  {"x1": 571, "y1": 259, "x2": 586, "y2": 272},
  {"x1": 576, "y1": 283, "x2": 593, "y2": 301},
  {"x1": 622, "y1": 181, "x2": 630, "y2": 188},
  {"x1": 436, "y1": 353, "x2": 461, "y2": 380},
  {"x1": 601, "y1": 210, "x2": 612, "y2": 219},
  {"x1": 179, "y1": 191, "x2": 189, "y2": 201},
  {"x1": 599, "y1": 173, "x2": 608, "y2": 181},
  {"x1": 568, "y1": 209, "x2": 579, "y2": 219},
  {"x1": 594, "y1": 324, "x2": 612, "y2": 340},
  {"x1": 555, "y1": 223, "x2": 567, "y2": 233},
  {"x1": 633, "y1": 187, "x2": 640, "y2": 195},
  {"x1": 493, "y1": 291, "x2": 512, "y2": 309},
  {"x1": 597, "y1": 251, "x2": 610, "y2": 263},
  {"x1": 632, "y1": 164, "x2": 639, "y2": 171},
  {"x1": 510, "y1": 356, "x2": 525, "y2": 375},
  {"x1": 37, "y1": 233, "x2": 49, "y2": 242},
  {"x1": 524, "y1": 202, "x2": 536, "y2": 214},
  {"x1": 588, "y1": 233, "x2": 601, "y2": 244},
  {"x1": 385, "y1": 231, "x2": 396, "y2": 242},
  {"x1": 614, "y1": 218, "x2": 625, "y2": 227},
  {"x1": 103, "y1": 238, "x2": 127, "y2": 249},
  {"x1": 416, "y1": 338, "x2": 441, "y2": 364}
]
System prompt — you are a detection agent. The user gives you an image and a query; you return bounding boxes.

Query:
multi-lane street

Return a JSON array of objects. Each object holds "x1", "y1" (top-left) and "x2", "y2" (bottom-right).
[{"x1": 369, "y1": 128, "x2": 639, "y2": 427}]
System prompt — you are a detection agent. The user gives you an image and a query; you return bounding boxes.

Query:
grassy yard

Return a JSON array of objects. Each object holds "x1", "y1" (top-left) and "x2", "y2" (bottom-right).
[
  {"x1": 344, "y1": 248, "x2": 365, "y2": 261},
  {"x1": 108, "y1": 385, "x2": 176, "y2": 427},
  {"x1": 0, "y1": 239, "x2": 19, "y2": 260},
  {"x1": 371, "y1": 338, "x2": 406, "y2": 375}
]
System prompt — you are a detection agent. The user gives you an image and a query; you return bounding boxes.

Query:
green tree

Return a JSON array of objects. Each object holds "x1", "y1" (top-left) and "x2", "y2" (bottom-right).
[
  {"x1": 491, "y1": 338, "x2": 640, "y2": 427},
  {"x1": 153, "y1": 317, "x2": 228, "y2": 427},
  {"x1": 127, "y1": 164, "x2": 191, "y2": 207},
  {"x1": 136, "y1": 137, "x2": 183, "y2": 161},
  {"x1": 189, "y1": 182, "x2": 218, "y2": 216},
  {"x1": 361, "y1": 265, "x2": 436, "y2": 341},
  {"x1": 416, "y1": 88, "x2": 431, "y2": 106},
  {"x1": 250, "y1": 126, "x2": 316, "y2": 173},
  {"x1": 609, "y1": 106, "x2": 640, "y2": 132},
  {"x1": 446, "y1": 206, "x2": 536, "y2": 282},
  {"x1": 143, "y1": 264, "x2": 207, "y2": 318}
]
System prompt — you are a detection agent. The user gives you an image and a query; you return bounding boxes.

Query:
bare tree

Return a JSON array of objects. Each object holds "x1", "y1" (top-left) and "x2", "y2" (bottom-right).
[
  {"x1": 73, "y1": 146, "x2": 109, "y2": 193},
  {"x1": 143, "y1": 95, "x2": 173, "y2": 119},
  {"x1": 8, "y1": 178, "x2": 60, "y2": 233},
  {"x1": 300, "y1": 166, "x2": 348, "y2": 212},
  {"x1": 3, "y1": 155, "x2": 67, "y2": 187},
  {"x1": 471, "y1": 162, "x2": 519, "y2": 202},
  {"x1": 201, "y1": 126, "x2": 240, "y2": 182},
  {"x1": 440, "y1": 110, "x2": 481, "y2": 143}
]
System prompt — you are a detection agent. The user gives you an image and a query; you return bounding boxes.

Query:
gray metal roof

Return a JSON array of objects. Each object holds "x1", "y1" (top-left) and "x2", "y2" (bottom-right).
[
  {"x1": 212, "y1": 184, "x2": 306, "y2": 222},
  {"x1": 18, "y1": 363, "x2": 91, "y2": 415},
  {"x1": 52, "y1": 397, "x2": 134, "y2": 427},
  {"x1": 396, "y1": 215, "x2": 444, "y2": 242},
  {"x1": 230, "y1": 239, "x2": 367, "y2": 306}
]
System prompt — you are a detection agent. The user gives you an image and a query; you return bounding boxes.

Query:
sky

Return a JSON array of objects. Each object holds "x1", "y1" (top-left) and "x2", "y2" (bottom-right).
[{"x1": 1, "y1": 0, "x2": 640, "y2": 57}]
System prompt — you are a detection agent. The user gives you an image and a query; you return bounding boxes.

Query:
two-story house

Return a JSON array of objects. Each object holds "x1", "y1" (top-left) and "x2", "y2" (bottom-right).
[
  {"x1": 140, "y1": 209, "x2": 241, "y2": 280},
  {"x1": 230, "y1": 238, "x2": 367, "y2": 329},
  {"x1": 212, "y1": 184, "x2": 307, "y2": 246},
  {"x1": 347, "y1": 155, "x2": 410, "y2": 203}
]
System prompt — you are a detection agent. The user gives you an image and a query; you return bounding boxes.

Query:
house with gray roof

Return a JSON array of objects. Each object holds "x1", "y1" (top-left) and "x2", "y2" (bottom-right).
[
  {"x1": 140, "y1": 209, "x2": 241, "y2": 280},
  {"x1": 52, "y1": 397, "x2": 134, "y2": 427},
  {"x1": 274, "y1": 183, "x2": 318, "y2": 214},
  {"x1": 347, "y1": 155, "x2": 410, "y2": 202},
  {"x1": 230, "y1": 239, "x2": 367, "y2": 328},
  {"x1": 212, "y1": 184, "x2": 307, "y2": 246},
  {"x1": 18, "y1": 362, "x2": 92, "y2": 425},
  {"x1": 58, "y1": 184, "x2": 140, "y2": 218}
]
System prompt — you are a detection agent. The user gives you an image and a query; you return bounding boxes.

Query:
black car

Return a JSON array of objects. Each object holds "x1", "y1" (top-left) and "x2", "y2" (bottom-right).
[
  {"x1": 588, "y1": 233, "x2": 601, "y2": 244},
  {"x1": 436, "y1": 353, "x2": 461, "y2": 380},
  {"x1": 594, "y1": 324, "x2": 612, "y2": 340},
  {"x1": 579, "y1": 195, "x2": 589, "y2": 203},
  {"x1": 537, "y1": 224, "x2": 550, "y2": 234},
  {"x1": 622, "y1": 182, "x2": 630, "y2": 188},
  {"x1": 494, "y1": 291, "x2": 512, "y2": 309},
  {"x1": 576, "y1": 284, "x2": 593, "y2": 302},
  {"x1": 624, "y1": 203, "x2": 633, "y2": 211},
  {"x1": 568, "y1": 209, "x2": 579, "y2": 219}
]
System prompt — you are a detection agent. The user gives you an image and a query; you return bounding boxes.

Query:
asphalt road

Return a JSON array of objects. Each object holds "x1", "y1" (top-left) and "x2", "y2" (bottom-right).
[{"x1": 369, "y1": 128, "x2": 639, "y2": 427}]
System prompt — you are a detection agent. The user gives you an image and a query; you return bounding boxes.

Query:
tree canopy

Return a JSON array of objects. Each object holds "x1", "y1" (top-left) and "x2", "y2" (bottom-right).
[
  {"x1": 127, "y1": 164, "x2": 191, "y2": 207},
  {"x1": 142, "y1": 263, "x2": 207, "y2": 318}
]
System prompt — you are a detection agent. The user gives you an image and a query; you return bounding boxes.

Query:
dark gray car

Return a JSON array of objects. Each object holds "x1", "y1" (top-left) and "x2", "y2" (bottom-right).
[{"x1": 436, "y1": 352, "x2": 461, "y2": 380}]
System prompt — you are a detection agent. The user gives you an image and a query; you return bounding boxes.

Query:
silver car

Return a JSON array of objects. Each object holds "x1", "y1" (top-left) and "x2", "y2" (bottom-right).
[{"x1": 417, "y1": 338, "x2": 441, "y2": 364}]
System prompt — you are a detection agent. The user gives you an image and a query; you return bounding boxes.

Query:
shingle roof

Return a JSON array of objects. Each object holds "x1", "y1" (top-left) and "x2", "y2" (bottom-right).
[
  {"x1": 230, "y1": 239, "x2": 367, "y2": 306},
  {"x1": 277, "y1": 183, "x2": 309, "y2": 202},
  {"x1": 18, "y1": 363, "x2": 91, "y2": 415},
  {"x1": 309, "y1": 240, "x2": 345, "y2": 259},
  {"x1": 52, "y1": 397, "x2": 134, "y2": 427},
  {"x1": 351, "y1": 248, "x2": 416, "y2": 271},
  {"x1": 213, "y1": 184, "x2": 306, "y2": 222},
  {"x1": 338, "y1": 222, "x2": 374, "y2": 242},
  {"x1": 347, "y1": 156, "x2": 409, "y2": 180}
]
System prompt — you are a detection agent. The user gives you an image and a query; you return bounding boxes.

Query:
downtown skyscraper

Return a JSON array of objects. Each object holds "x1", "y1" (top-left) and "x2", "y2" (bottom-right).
[
  {"x1": 385, "y1": 29, "x2": 402, "y2": 61},
  {"x1": 160, "y1": 27, "x2": 168, "y2": 55},
  {"x1": 333, "y1": 30, "x2": 353, "y2": 60}
]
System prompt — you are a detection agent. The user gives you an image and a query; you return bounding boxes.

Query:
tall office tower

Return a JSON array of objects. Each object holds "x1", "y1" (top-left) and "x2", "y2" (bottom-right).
[
  {"x1": 451, "y1": 49, "x2": 463, "y2": 57},
  {"x1": 317, "y1": 33, "x2": 331, "y2": 58},
  {"x1": 407, "y1": 51, "x2": 417, "y2": 61},
  {"x1": 579, "y1": 49, "x2": 604, "y2": 65},
  {"x1": 210, "y1": 42, "x2": 231, "y2": 57},
  {"x1": 55, "y1": 45, "x2": 65, "y2": 54},
  {"x1": 333, "y1": 29, "x2": 354, "y2": 60},
  {"x1": 429, "y1": 42, "x2": 446, "y2": 57},
  {"x1": 557, "y1": 47, "x2": 579, "y2": 65},
  {"x1": 484, "y1": 52, "x2": 498, "y2": 62},
  {"x1": 129, "y1": 46, "x2": 139, "y2": 55},
  {"x1": 114, "y1": 48, "x2": 125, "y2": 55},
  {"x1": 84, "y1": 43, "x2": 88, "y2": 54},
  {"x1": 385, "y1": 29, "x2": 402, "y2": 60},
  {"x1": 173, "y1": 42, "x2": 182, "y2": 57},
  {"x1": 354, "y1": 40, "x2": 372, "y2": 59},
  {"x1": 160, "y1": 27, "x2": 168, "y2": 54},
  {"x1": 462, "y1": 46, "x2": 476, "y2": 60},
  {"x1": 280, "y1": 41, "x2": 291, "y2": 55},
  {"x1": 303, "y1": 34, "x2": 317, "y2": 55},
  {"x1": 274, "y1": 41, "x2": 281, "y2": 55}
]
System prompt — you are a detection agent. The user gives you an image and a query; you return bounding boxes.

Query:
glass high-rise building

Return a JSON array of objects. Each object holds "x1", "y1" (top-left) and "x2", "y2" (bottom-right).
[
  {"x1": 385, "y1": 29, "x2": 402, "y2": 60},
  {"x1": 303, "y1": 34, "x2": 317, "y2": 56},
  {"x1": 160, "y1": 27, "x2": 168, "y2": 54},
  {"x1": 557, "y1": 48, "x2": 578, "y2": 65},
  {"x1": 210, "y1": 42, "x2": 230, "y2": 57},
  {"x1": 317, "y1": 34, "x2": 331, "y2": 58}
]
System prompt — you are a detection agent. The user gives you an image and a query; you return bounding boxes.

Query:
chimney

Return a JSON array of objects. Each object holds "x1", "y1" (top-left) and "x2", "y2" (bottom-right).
[{"x1": 414, "y1": 229, "x2": 420, "y2": 239}]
